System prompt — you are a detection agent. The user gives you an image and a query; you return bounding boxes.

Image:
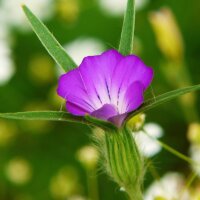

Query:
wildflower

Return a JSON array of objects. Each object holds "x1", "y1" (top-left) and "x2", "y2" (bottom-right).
[
  {"x1": 99, "y1": 0, "x2": 149, "y2": 16},
  {"x1": 144, "y1": 172, "x2": 190, "y2": 200},
  {"x1": 189, "y1": 144, "x2": 200, "y2": 177},
  {"x1": 57, "y1": 50, "x2": 153, "y2": 127},
  {"x1": 0, "y1": 27, "x2": 15, "y2": 85},
  {"x1": 64, "y1": 38, "x2": 105, "y2": 65},
  {"x1": 0, "y1": 0, "x2": 53, "y2": 29},
  {"x1": 135, "y1": 123, "x2": 164, "y2": 157}
]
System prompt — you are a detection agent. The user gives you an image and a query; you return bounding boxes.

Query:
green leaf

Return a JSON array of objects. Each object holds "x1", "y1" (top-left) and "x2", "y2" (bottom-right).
[
  {"x1": 127, "y1": 84, "x2": 200, "y2": 120},
  {"x1": 118, "y1": 0, "x2": 135, "y2": 55},
  {"x1": 0, "y1": 111, "x2": 116, "y2": 131},
  {"x1": 22, "y1": 5, "x2": 76, "y2": 72}
]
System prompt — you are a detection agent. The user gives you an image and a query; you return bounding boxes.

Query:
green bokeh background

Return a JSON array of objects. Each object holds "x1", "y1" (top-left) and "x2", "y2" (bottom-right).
[{"x1": 0, "y1": 0, "x2": 200, "y2": 199}]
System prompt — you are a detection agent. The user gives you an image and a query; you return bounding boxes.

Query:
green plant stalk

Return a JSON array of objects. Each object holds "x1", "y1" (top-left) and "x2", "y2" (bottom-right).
[
  {"x1": 143, "y1": 129, "x2": 200, "y2": 167},
  {"x1": 103, "y1": 126, "x2": 144, "y2": 200},
  {"x1": 147, "y1": 159, "x2": 160, "y2": 181},
  {"x1": 86, "y1": 168, "x2": 99, "y2": 200},
  {"x1": 179, "y1": 172, "x2": 197, "y2": 199}
]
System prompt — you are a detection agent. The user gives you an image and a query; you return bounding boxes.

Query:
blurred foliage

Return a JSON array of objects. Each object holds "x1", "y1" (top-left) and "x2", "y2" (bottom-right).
[{"x1": 0, "y1": 0, "x2": 200, "y2": 199}]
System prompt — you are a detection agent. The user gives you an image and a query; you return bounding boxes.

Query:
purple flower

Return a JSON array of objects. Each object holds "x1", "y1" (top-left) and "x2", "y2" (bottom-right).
[{"x1": 57, "y1": 50, "x2": 153, "y2": 127}]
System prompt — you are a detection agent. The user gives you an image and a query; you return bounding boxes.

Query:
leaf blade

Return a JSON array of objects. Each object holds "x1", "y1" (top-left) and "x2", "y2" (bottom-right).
[
  {"x1": 22, "y1": 5, "x2": 76, "y2": 71},
  {"x1": 118, "y1": 0, "x2": 135, "y2": 55},
  {"x1": 0, "y1": 111, "x2": 116, "y2": 131},
  {"x1": 127, "y1": 84, "x2": 200, "y2": 120}
]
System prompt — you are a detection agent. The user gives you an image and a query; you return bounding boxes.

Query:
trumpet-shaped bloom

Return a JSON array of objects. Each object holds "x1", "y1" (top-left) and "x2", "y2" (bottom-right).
[{"x1": 57, "y1": 50, "x2": 153, "y2": 127}]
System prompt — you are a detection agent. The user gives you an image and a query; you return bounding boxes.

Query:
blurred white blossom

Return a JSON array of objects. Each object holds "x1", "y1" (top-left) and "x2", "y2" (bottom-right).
[
  {"x1": 0, "y1": 0, "x2": 54, "y2": 85},
  {"x1": 134, "y1": 123, "x2": 164, "y2": 157},
  {"x1": 64, "y1": 37, "x2": 105, "y2": 65},
  {"x1": 0, "y1": 0, "x2": 54, "y2": 29},
  {"x1": 0, "y1": 28, "x2": 15, "y2": 85},
  {"x1": 190, "y1": 144, "x2": 200, "y2": 177},
  {"x1": 145, "y1": 172, "x2": 190, "y2": 200},
  {"x1": 99, "y1": 0, "x2": 149, "y2": 16}
]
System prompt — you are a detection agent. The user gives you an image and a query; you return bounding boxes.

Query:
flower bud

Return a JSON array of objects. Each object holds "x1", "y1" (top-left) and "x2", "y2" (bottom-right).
[
  {"x1": 127, "y1": 113, "x2": 146, "y2": 131},
  {"x1": 187, "y1": 123, "x2": 200, "y2": 144},
  {"x1": 149, "y1": 8, "x2": 184, "y2": 61}
]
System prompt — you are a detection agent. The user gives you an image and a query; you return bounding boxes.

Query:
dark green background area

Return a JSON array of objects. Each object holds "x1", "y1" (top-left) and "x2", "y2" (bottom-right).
[{"x1": 0, "y1": 0, "x2": 200, "y2": 199}]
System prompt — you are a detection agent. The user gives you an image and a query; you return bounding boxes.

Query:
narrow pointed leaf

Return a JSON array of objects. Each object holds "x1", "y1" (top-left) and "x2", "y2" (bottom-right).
[
  {"x1": 127, "y1": 84, "x2": 200, "y2": 120},
  {"x1": 22, "y1": 5, "x2": 76, "y2": 71},
  {"x1": 0, "y1": 111, "x2": 116, "y2": 131},
  {"x1": 119, "y1": 0, "x2": 135, "y2": 55}
]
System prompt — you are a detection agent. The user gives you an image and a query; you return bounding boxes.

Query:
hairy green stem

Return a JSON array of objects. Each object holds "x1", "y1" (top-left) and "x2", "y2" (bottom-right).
[{"x1": 103, "y1": 127, "x2": 144, "y2": 200}]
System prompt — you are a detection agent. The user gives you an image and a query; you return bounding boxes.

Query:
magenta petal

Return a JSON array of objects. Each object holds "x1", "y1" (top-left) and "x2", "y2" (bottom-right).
[
  {"x1": 66, "y1": 101, "x2": 91, "y2": 116},
  {"x1": 109, "y1": 114, "x2": 127, "y2": 128},
  {"x1": 110, "y1": 55, "x2": 153, "y2": 107},
  {"x1": 124, "y1": 81, "x2": 144, "y2": 113},
  {"x1": 57, "y1": 68, "x2": 95, "y2": 113},
  {"x1": 57, "y1": 49, "x2": 154, "y2": 127},
  {"x1": 91, "y1": 104, "x2": 118, "y2": 121},
  {"x1": 113, "y1": 55, "x2": 153, "y2": 90},
  {"x1": 79, "y1": 50, "x2": 124, "y2": 106}
]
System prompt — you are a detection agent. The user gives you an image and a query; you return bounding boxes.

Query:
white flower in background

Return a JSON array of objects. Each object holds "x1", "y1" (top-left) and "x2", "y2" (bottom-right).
[
  {"x1": 0, "y1": 45, "x2": 15, "y2": 85},
  {"x1": 64, "y1": 37, "x2": 105, "y2": 65},
  {"x1": 134, "y1": 123, "x2": 164, "y2": 157},
  {"x1": 145, "y1": 172, "x2": 190, "y2": 200},
  {"x1": 99, "y1": 0, "x2": 149, "y2": 16},
  {"x1": 190, "y1": 144, "x2": 200, "y2": 177},
  {"x1": 0, "y1": 0, "x2": 54, "y2": 29},
  {"x1": 0, "y1": 28, "x2": 15, "y2": 85}
]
